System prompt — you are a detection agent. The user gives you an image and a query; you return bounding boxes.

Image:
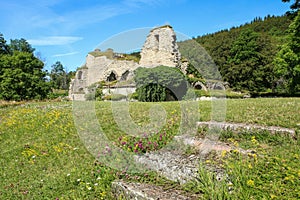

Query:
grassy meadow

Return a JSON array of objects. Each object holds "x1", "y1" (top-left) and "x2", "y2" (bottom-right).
[{"x1": 0, "y1": 98, "x2": 299, "y2": 199}]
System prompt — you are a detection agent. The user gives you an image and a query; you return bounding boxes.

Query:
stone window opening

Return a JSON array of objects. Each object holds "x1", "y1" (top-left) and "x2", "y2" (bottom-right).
[
  {"x1": 107, "y1": 71, "x2": 117, "y2": 82},
  {"x1": 155, "y1": 34, "x2": 159, "y2": 42},
  {"x1": 77, "y1": 71, "x2": 83, "y2": 80},
  {"x1": 120, "y1": 70, "x2": 130, "y2": 81}
]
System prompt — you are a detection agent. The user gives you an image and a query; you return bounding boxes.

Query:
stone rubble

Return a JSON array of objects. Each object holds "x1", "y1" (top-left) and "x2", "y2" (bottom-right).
[
  {"x1": 134, "y1": 150, "x2": 199, "y2": 184},
  {"x1": 113, "y1": 135, "x2": 233, "y2": 199},
  {"x1": 111, "y1": 123, "x2": 296, "y2": 199},
  {"x1": 197, "y1": 121, "x2": 296, "y2": 136}
]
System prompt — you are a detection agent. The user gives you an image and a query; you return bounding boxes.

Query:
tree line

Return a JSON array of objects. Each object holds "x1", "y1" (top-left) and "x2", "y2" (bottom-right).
[
  {"x1": 0, "y1": 34, "x2": 75, "y2": 101},
  {"x1": 182, "y1": 10, "x2": 300, "y2": 95}
]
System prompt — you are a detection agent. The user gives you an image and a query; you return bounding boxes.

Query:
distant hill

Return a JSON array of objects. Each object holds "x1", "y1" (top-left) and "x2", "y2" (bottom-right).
[{"x1": 178, "y1": 15, "x2": 292, "y2": 93}]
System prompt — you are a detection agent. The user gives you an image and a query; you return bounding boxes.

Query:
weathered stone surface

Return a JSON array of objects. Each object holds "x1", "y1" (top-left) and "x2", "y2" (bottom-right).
[
  {"x1": 139, "y1": 25, "x2": 181, "y2": 68},
  {"x1": 85, "y1": 54, "x2": 114, "y2": 86},
  {"x1": 69, "y1": 25, "x2": 184, "y2": 100},
  {"x1": 112, "y1": 180, "x2": 199, "y2": 200},
  {"x1": 111, "y1": 122, "x2": 294, "y2": 198},
  {"x1": 134, "y1": 151, "x2": 199, "y2": 184},
  {"x1": 69, "y1": 50, "x2": 139, "y2": 100},
  {"x1": 197, "y1": 121, "x2": 296, "y2": 136},
  {"x1": 102, "y1": 59, "x2": 139, "y2": 82},
  {"x1": 133, "y1": 136, "x2": 232, "y2": 185}
]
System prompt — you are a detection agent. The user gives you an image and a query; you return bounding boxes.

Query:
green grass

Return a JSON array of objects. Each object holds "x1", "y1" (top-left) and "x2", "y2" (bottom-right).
[
  {"x1": 0, "y1": 98, "x2": 299, "y2": 199},
  {"x1": 184, "y1": 129, "x2": 300, "y2": 199}
]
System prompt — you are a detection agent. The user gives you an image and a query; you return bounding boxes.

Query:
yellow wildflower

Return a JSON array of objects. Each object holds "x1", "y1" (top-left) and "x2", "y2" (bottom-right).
[
  {"x1": 221, "y1": 150, "x2": 227, "y2": 157},
  {"x1": 247, "y1": 179, "x2": 255, "y2": 187}
]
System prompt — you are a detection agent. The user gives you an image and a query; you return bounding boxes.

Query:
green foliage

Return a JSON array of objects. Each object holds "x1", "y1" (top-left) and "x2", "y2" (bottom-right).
[
  {"x1": 0, "y1": 51, "x2": 50, "y2": 100},
  {"x1": 50, "y1": 61, "x2": 67, "y2": 90},
  {"x1": 185, "y1": 62, "x2": 205, "y2": 85},
  {"x1": 134, "y1": 66, "x2": 188, "y2": 102},
  {"x1": 0, "y1": 104, "x2": 117, "y2": 199},
  {"x1": 178, "y1": 40, "x2": 220, "y2": 80},
  {"x1": 0, "y1": 33, "x2": 9, "y2": 55},
  {"x1": 115, "y1": 52, "x2": 141, "y2": 62},
  {"x1": 0, "y1": 34, "x2": 51, "y2": 101},
  {"x1": 89, "y1": 49, "x2": 114, "y2": 59},
  {"x1": 103, "y1": 94, "x2": 126, "y2": 101},
  {"x1": 191, "y1": 129, "x2": 300, "y2": 200},
  {"x1": 128, "y1": 92, "x2": 139, "y2": 100},
  {"x1": 185, "y1": 15, "x2": 292, "y2": 94},
  {"x1": 283, "y1": 0, "x2": 300, "y2": 16},
  {"x1": 274, "y1": 11, "x2": 300, "y2": 94},
  {"x1": 9, "y1": 38, "x2": 35, "y2": 54},
  {"x1": 85, "y1": 82, "x2": 104, "y2": 101},
  {"x1": 184, "y1": 164, "x2": 229, "y2": 200},
  {"x1": 223, "y1": 28, "x2": 273, "y2": 92},
  {"x1": 47, "y1": 89, "x2": 69, "y2": 100},
  {"x1": 183, "y1": 88, "x2": 197, "y2": 100},
  {"x1": 0, "y1": 99, "x2": 299, "y2": 198}
]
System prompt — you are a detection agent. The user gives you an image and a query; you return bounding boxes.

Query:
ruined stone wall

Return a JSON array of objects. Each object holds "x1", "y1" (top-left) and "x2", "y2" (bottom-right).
[
  {"x1": 102, "y1": 60, "x2": 139, "y2": 82},
  {"x1": 69, "y1": 25, "x2": 183, "y2": 101},
  {"x1": 86, "y1": 54, "x2": 114, "y2": 86},
  {"x1": 139, "y1": 25, "x2": 181, "y2": 68}
]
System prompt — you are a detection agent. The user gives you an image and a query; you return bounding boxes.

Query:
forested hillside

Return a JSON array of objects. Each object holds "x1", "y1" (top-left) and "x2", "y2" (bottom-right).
[{"x1": 180, "y1": 15, "x2": 294, "y2": 94}]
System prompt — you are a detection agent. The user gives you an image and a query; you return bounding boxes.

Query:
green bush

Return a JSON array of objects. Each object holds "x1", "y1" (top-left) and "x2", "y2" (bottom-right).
[
  {"x1": 128, "y1": 92, "x2": 139, "y2": 100},
  {"x1": 103, "y1": 94, "x2": 127, "y2": 101},
  {"x1": 183, "y1": 88, "x2": 197, "y2": 100},
  {"x1": 134, "y1": 66, "x2": 188, "y2": 102},
  {"x1": 85, "y1": 82, "x2": 104, "y2": 101}
]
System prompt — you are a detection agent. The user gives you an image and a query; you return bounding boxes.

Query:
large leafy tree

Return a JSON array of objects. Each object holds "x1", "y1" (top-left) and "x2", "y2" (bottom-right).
[
  {"x1": 0, "y1": 34, "x2": 50, "y2": 100},
  {"x1": 134, "y1": 66, "x2": 188, "y2": 102},
  {"x1": 223, "y1": 29, "x2": 272, "y2": 92},
  {"x1": 50, "y1": 61, "x2": 68, "y2": 90},
  {"x1": 273, "y1": 11, "x2": 300, "y2": 94},
  {"x1": 0, "y1": 34, "x2": 9, "y2": 55},
  {"x1": 9, "y1": 38, "x2": 35, "y2": 54}
]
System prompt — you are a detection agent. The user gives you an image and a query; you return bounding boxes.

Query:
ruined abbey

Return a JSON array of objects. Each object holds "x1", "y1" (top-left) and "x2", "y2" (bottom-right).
[{"x1": 69, "y1": 25, "x2": 186, "y2": 100}]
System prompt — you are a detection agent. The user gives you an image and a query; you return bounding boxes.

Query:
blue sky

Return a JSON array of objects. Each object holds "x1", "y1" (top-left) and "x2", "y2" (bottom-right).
[{"x1": 0, "y1": 0, "x2": 292, "y2": 72}]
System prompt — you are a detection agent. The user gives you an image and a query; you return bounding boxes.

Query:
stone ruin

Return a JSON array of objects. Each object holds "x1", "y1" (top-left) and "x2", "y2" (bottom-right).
[
  {"x1": 69, "y1": 25, "x2": 183, "y2": 100},
  {"x1": 139, "y1": 25, "x2": 181, "y2": 68}
]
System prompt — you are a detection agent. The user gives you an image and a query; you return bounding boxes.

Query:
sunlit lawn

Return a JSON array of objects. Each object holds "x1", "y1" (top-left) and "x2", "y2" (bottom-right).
[{"x1": 0, "y1": 98, "x2": 299, "y2": 199}]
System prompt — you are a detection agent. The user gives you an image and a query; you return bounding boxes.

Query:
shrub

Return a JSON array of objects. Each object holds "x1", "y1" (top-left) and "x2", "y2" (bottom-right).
[
  {"x1": 103, "y1": 94, "x2": 127, "y2": 101},
  {"x1": 134, "y1": 66, "x2": 188, "y2": 102}
]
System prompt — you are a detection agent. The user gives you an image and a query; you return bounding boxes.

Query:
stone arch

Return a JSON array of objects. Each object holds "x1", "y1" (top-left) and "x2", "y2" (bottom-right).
[
  {"x1": 106, "y1": 71, "x2": 117, "y2": 82},
  {"x1": 194, "y1": 81, "x2": 208, "y2": 91},
  {"x1": 213, "y1": 82, "x2": 225, "y2": 90}
]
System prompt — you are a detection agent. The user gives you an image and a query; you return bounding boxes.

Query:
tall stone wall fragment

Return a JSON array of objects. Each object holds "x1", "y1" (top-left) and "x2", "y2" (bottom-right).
[{"x1": 139, "y1": 25, "x2": 181, "y2": 68}]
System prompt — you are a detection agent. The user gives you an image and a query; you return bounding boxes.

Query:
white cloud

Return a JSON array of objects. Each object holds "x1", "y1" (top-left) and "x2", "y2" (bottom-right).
[
  {"x1": 1, "y1": 0, "x2": 168, "y2": 36},
  {"x1": 52, "y1": 51, "x2": 79, "y2": 57},
  {"x1": 28, "y1": 36, "x2": 83, "y2": 46}
]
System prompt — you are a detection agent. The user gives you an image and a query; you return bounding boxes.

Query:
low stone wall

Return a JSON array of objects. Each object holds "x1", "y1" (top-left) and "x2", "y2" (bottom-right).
[{"x1": 102, "y1": 86, "x2": 136, "y2": 96}]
